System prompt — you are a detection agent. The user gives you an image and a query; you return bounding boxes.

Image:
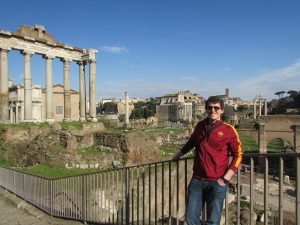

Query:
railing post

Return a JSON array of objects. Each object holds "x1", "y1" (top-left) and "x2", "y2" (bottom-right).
[
  {"x1": 148, "y1": 165, "x2": 152, "y2": 225},
  {"x1": 82, "y1": 175, "x2": 87, "y2": 224},
  {"x1": 225, "y1": 191, "x2": 228, "y2": 225},
  {"x1": 264, "y1": 156, "x2": 269, "y2": 225},
  {"x1": 297, "y1": 155, "x2": 300, "y2": 225},
  {"x1": 23, "y1": 173, "x2": 26, "y2": 201},
  {"x1": 176, "y1": 161, "x2": 179, "y2": 225},
  {"x1": 50, "y1": 179, "x2": 53, "y2": 216},
  {"x1": 168, "y1": 161, "x2": 172, "y2": 225},
  {"x1": 13, "y1": 170, "x2": 15, "y2": 194},
  {"x1": 250, "y1": 157, "x2": 254, "y2": 225},
  {"x1": 162, "y1": 162, "x2": 165, "y2": 225},
  {"x1": 237, "y1": 166, "x2": 241, "y2": 225},
  {"x1": 125, "y1": 168, "x2": 130, "y2": 225},
  {"x1": 155, "y1": 163, "x2": 157, "y2": 225},
  {"x1": 279, "y1": 157, "x2": 283, "y2": 225}
]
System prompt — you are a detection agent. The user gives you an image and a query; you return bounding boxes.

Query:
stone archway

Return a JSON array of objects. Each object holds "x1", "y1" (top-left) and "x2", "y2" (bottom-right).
[
  {"x1": 266, "y1": 138, "x2": 285, "y2": 152},
  {"x1": 258, "y1": 116, "x2": 300, "y2": 152},
  {"x1": 237, "y1": 116, "x2": 300, "y2": 153}
]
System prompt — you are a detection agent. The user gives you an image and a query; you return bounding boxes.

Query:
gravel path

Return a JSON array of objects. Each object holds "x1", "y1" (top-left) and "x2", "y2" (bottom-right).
[{"x1": 0, "y1": 187, "x2": 84, "y2": 225}]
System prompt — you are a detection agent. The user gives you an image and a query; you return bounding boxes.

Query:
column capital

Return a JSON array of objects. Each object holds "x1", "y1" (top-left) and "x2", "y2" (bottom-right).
[
  {"x1": 0, "y1": 47, "x2": 11, "y2": 51},
  {"x1": 293, "y1": 124, "x2": 300, "y2": 132},
  {"x1": 259, "y1": 123, "x2": 265, "y2": 131},
  {"x1": 77, "y1": 60, "x2": 87, "y2": 66},
  {"x1": 43, "y1": 54, "x2": 56, "y2": 59},
  {"x1": 88, "y1": 59, "x2": 97, "y2": 63},
  {"x1": 21, "y1": 50, "x2": 34, "y2": 56},
  {"x1": 60, "y1": 58, "x2": 72, "y2": 62}
]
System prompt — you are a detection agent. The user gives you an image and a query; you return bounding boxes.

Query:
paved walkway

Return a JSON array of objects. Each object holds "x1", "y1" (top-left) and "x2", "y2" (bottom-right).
[{"x1": 0, "y1": 187, "x2": 84, "y2": 225}]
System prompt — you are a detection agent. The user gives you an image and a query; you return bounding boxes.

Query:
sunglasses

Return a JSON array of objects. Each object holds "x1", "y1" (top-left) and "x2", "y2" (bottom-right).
[{"x1": 206, "y1": 106, "x2": 221, "y2": 111}]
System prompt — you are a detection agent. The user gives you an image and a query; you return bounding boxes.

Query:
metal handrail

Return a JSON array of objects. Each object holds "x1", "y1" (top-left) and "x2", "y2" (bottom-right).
[{"x1": 0, "y1": 152, "x2": 299, "y2": 225}]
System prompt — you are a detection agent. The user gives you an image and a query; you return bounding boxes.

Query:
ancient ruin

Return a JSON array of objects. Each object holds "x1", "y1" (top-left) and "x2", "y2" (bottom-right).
[
  {"x1": 0, "y1": 24, "x2": 97, "y2": 122},
  {"x1": 253, "y1": 94, "x2": 268, "y2": 119}
]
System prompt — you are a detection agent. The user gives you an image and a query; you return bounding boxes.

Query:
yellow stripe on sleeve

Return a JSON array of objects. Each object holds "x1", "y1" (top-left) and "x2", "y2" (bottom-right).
[{"x1": 224, "y1": 122, "x2": 243, "y2": 168}]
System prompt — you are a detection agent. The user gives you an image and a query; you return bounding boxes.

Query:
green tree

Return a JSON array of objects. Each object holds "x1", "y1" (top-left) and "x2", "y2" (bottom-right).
[
  {"x1": 237, "y1": 105, "x2": 248, "y2": 112},
  {"x1": 287, "y1": 90, "x2": 299, "y2": 100},
  {"x1": 274, "y1": 91, "x2": 285, "y2": 99},
  {"x1": 130, "y1": 109, "x2": 143, "y2": 119},
  {"x1": 101, "y1": 102, "x2": 117, "y2": 114},
  {"x1": 131, "y1": 98, "x2": 158, "y2": 119}
]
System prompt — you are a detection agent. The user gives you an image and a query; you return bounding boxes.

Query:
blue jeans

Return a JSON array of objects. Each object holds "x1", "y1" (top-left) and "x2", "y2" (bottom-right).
[{"x1": 185, "y1": 177, "x2": 227, "y2": 225}]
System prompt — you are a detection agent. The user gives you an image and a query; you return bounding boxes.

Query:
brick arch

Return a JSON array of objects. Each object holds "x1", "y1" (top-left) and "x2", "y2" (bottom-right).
[
  {"x1": 258, "y1": 115, "x2": 300, "y2": 153},
  {"x1": 263, "y1": 132, "x2": 294, "y2": 151},
  {"x1": 265, "y1": 137, "x2": 285, "y2": 152}
]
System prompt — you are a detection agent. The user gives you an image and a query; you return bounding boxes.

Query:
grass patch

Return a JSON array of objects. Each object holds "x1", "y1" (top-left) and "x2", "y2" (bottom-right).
[
  {"x1": 145, "y1": 127, "x2": 187, "y2": 136},
  {"x1": 159, "y1": 143, "x2": 194, "y2": 158},
  {"x1": 21, "y1": 164, "x2": 100, "y2": 179},
  {"x1": 159, "y1": 143, "x2": 179, "y2": 156},
  {"x1": 0, "y1": 159, "x2": 14, "y2": 168},
  {"x1": 267, "y1": 138, "x2": 284, "y2": 152},
  {"x1": 59, "y1": 121, "x2": 83, "y2": 130},
  {"x1": 240, "y1": 136, "x2": 258, "y2": 152}
]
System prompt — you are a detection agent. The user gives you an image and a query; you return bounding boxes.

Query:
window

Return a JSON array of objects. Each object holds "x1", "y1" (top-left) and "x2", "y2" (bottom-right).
[{"x1": 56, "y1": 106, "x2": 63, "y2": 114}]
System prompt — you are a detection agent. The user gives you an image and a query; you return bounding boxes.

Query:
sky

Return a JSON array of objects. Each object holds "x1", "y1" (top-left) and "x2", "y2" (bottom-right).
[{"x1": 1, "y1": 0, "x2": 300, "y2": 102}]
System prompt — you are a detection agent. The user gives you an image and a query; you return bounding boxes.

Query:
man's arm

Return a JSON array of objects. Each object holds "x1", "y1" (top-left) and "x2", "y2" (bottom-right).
[
  {"x1": 171, "y1": 150, "x2": 184, "y2": 162},
  {"x1": 218, "y1": 124, "x2": 243, "y2": 185},
  {"x1": 171, "y1": 122, "x2": 201, "y2": 162}
]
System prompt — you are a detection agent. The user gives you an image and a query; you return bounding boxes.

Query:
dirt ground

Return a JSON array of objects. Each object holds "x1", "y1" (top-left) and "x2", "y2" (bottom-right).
[{"x1": 0, "y1": 187, "x2": 84, "y2": 225}]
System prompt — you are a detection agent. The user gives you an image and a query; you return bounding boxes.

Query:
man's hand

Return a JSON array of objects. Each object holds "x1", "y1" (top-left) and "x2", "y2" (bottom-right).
[{"x1": 171, "y1": 150, "x2": 183, "y2": 162}]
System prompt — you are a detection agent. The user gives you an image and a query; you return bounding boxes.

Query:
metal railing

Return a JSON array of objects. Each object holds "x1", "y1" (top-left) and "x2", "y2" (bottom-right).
[{"x1": 0, "y1": 152, "x2": 299, "y2": 225}]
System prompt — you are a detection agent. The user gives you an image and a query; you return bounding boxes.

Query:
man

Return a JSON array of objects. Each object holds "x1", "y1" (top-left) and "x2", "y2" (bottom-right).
[{"x1": 172, "y1": 96, "x2": 242, "y2": 225}]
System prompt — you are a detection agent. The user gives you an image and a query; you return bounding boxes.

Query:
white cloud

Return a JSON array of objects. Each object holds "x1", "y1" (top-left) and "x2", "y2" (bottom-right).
[
  {"x1": 101, "y1": 46, "x2": 128, "y2": 54},
  {"x1": 223, "y1": 67, "x2": 231, "y2": 72},
  {"x1": 179, "y1": 76, "x2": 200, "y2": 81},
  {"x1": 234, "y1": 59, "x2": 300, "y2": 100},
  {"x1": 96, "y1": 59, "x2": 300, "y2": 101}
]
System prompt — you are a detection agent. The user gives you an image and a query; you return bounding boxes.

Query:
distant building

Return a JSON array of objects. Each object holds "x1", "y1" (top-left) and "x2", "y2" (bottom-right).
[
  {"x1": 99, "y1": 96, "x2": 147, "y2": 116},
  {"x1": 216, "y1": 88, "x2": 252, "y2": 109},
  {"x1": 9, "y1": 84, "x2": 43, "y2": 123},
  {"x1": 156, "y1": 90, "x2": 205, "y2": 123},
  {"x1": 42, "y1": 84, "x2": 79, "y2": 122},
  {"x1": 9, "y1": 83, "x2": 79, "y2": 123}
]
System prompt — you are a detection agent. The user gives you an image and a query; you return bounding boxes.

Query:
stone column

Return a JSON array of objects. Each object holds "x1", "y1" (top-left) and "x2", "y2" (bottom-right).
[
  {"x1": 125, "y1": 91, "x2": 129, "y2": 125},
  {"x1": 258, "y1": 123, "x2": 266, "y2": 153},
  {"x1": 44, "y1": 55, "x2": 55, "y2": 122},
  {"x1": 63, "y1": 59, "x2": 71, "y2": 121},
  {"x1": 89, "y1": 59, "x2": 97, "y2": 121},
  {"x1": 20, "y1": 104, "x2": 24, "y2": 122},
  {"x1": 258, "y1": 98, "x2": 262, "y2": 116},
  {"x1": 16, "y1": 103, "x2": 19, "y2": 123},
  {"x1": 78, "y1": 61, "x2": 86, "y2": 121},
  {"x1": 9, "y1": 104, "x2": 13, "y2": 123},
  {"x1": 22, "y1": 51, "x2": 33, "y2": 121},
  {"x1": 264, "y1": 100, "x2": 268, "y2": 116},
  {"x1": 253, "y1": 99, "x2": 256, "y2": 119},
  {"x1": 0, "y1": 48, "x2": 10, "y2": 122},
  {"x1": 294, "y1": 124, "x2": 300, "y2": 152}
]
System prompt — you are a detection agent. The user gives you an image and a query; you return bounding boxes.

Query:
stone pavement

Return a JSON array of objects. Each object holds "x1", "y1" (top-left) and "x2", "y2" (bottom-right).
[{"x1": 0, "y1": 187, "x2": 84, "y2": 225}]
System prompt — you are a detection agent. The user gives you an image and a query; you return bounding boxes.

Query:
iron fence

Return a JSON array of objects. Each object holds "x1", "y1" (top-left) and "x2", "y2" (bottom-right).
[{"x1": 0, "y1": 152, "x2": 300, "y2": 225}]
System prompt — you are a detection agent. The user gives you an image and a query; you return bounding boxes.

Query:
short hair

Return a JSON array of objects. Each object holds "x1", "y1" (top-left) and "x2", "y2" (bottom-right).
[{"x1": 205, "y1": 96, "x2": 224, "y2": 109}]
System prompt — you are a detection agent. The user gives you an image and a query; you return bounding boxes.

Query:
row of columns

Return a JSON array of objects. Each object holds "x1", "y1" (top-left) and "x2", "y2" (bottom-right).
[
  {"x1": 0, "y1": 49, "x2": 9, "y2": 122},
  {"x1": 0, "y1": 48, "x2": 97, "y2": 123},
  {"x1": 253, "y1": 97, "x2": 267, "y2": 119}
]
